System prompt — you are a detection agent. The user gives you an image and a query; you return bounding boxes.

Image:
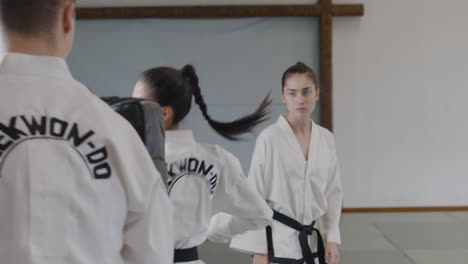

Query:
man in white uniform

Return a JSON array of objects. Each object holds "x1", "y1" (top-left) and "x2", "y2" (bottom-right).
[{"x1": 0, "y1": 1, "x2": 174, "y2": 263}]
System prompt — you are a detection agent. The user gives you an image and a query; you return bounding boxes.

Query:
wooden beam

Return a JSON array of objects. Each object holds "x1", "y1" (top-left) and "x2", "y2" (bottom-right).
[
  {"x1": 77, "y1": 5, "x2": 321, "y2": 19},
  {"x1": 76, "y1": 4, "x2": 363, "y2": 20},
  {"x1": 332, "y1": 4, "x2": 364, "y2": 16},
  {"x1": 319, "y1": 0, "x2": 334, "y2": 130}
]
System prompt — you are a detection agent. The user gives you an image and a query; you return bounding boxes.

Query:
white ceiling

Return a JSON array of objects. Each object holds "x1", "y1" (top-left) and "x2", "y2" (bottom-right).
[{"x1": 77, "y1": 0, "x2": 318, "y2": 8}]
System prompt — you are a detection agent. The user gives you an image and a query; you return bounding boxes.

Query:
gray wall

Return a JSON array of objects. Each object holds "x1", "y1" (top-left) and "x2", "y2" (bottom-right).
[
  {"x1": 333, "y1": 0, "x2": 468, "y2": 207},
  {"x1": 68, "y1": 17, "x2": 320, "y2": 172}
]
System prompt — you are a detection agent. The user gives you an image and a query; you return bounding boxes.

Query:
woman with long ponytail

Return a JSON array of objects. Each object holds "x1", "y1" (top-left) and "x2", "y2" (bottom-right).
[{"x1": 133, "y1": 65, "x2": 273, "y2": 264}]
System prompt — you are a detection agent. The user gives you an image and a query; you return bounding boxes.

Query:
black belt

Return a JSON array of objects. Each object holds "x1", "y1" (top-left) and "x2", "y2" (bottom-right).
[
  {"x1": 266, "y1": 210, "x2": 325, "y2": 264},
  {"x1": 174, "y1": 247, "x2": 199, "y2": 263}
]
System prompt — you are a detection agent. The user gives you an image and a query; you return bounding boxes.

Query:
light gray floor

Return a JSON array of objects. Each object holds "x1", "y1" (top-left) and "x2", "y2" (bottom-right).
[{"x1": 198, "y1": 211, "x2": 468, "y2": 264}]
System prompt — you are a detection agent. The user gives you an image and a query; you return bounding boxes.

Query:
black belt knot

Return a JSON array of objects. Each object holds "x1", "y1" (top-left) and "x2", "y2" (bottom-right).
[{"x1": 266, "y1": 210, "x2": 325, "y2": 264}]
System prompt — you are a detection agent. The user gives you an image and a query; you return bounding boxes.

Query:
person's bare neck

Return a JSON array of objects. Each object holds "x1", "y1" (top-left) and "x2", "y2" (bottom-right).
[
  {"x1": 7, "y1": 33, "x2": 63, "y2": 58},
  {"x1": 285, "y1": 114, "x2": 311, "y2": 135},
  {"x1": 167, "y1": 124, "x2": 180, "y2": 131}
]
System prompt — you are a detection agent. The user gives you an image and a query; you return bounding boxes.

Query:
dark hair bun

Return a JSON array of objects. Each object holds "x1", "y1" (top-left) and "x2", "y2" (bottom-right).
[{"x1": 181, "y1": 65, "x2": 196, "y2": 81}]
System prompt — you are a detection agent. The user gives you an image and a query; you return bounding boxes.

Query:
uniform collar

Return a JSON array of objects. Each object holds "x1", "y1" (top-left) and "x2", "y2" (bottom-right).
[
  {"x1": 277, "y1": 115, "x2": 318, "y2": 162},
  {"x1": 277, "y1": 115, "x2": 316, "y2": 134},
  {"x1": 0, "y1": 52, "x2": 73, "y2": 80},
  {"x1": 165, "y1": 130, "x2": 196, "y2": 148}
]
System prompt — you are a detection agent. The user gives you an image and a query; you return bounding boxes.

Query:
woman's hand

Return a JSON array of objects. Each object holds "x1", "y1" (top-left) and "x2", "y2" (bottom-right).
[
  {"x1": 325, "y1": 242, "x2": 340, "y2": 264},
  {"x1": 252, "y1": 254, "x2": 269, "y2": 264}
]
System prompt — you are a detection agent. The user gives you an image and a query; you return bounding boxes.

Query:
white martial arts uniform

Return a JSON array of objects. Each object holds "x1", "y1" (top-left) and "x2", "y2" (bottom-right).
[
  {"x1": 165, "y1": 130, "x2": 273, "y2": 264},
  {"x1": 0, "y1": 53, "x2": 174, "y2": 264},
  {"x1": 229, "y1": 115, "x2": 343, "y2": 262}
]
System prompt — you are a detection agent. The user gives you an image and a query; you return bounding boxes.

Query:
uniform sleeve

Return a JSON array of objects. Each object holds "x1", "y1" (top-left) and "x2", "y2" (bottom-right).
[
  {"x1": 121, "y1": 180, "x2": 174, "y2": 264},
  {"x1": 207, "y1": 144, "x2": 273, "y2": 245},
  {"x1": 108, "y1": 122, "x2": 174, "y2": 264},
  {"x1": 321, "y1": 139, "x2": 343, "y2": 244},
  {"x1": 228, "y1": 136, "x2": 271, "y2": 254}
]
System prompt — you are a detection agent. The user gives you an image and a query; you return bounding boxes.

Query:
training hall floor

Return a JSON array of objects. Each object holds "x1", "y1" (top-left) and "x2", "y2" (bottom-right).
[{"x1": 199, "y1": 211, "x2": 468, "y2": 264}]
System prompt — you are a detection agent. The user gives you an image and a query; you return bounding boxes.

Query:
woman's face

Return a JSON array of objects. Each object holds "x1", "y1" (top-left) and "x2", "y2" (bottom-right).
[{"x1": 281, "y1": 73, "x2": 319, "y2": 119}]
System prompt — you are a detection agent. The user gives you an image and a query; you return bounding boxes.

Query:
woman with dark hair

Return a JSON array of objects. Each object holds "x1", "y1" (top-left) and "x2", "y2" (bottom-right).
[
  {"x1": 229, "y1": 62, "x2": 343, "y2": 264},
  {"x1": 133, "y1": 64, "x2": 274, "y2": 264}
]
